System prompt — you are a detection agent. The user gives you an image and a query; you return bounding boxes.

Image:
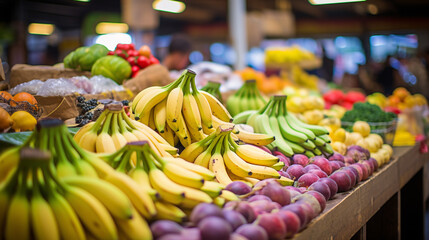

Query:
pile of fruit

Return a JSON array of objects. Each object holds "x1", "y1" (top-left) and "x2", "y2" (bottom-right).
[
  {"x1": 236, "y1": 68, "x2": 290, "y2": 94},
  {"x1": 323, "y1": 89, "x2": 366, "y2": 110},
  {"x1": 0, "y1": 91, "x2": 39, "y2": 132},
  {"x1": 200, "y1": 81, "x2": 223, "y2": 103},
  {"x1": 234, "y1": 95, "x2": 333, "y2": 158},
  {"x1": 108, "y1": 44, "x2": 160, "y2": 78},
  {"x1": 226, "y1": 80, "x2": 267, "y2": 117}
]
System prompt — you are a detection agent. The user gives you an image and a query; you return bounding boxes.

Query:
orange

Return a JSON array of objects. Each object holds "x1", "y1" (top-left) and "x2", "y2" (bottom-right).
[
  {"x1": 12, "y1": 92, "x2": 37, "y2": 105},
  {"x1": 0, "y1": 107, "x2": 12, "y2": 130},
  {"x1": 393, "y1": 87, "x2": 409, "y2": 101},
  {"x1": 0, "y1": 91, "x2": 12, "y2": 103},
  {"x1": 387, "y1": 95, "x2": 400, "y2": 107}
]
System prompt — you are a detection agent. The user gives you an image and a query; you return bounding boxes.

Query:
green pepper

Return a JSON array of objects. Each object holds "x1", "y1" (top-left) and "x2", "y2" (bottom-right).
[{"x1": 91, "y1": 55, "x2": 132, "y2": 84}]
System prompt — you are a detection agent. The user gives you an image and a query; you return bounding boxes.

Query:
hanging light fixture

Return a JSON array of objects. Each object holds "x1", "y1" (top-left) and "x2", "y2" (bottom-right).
[
  {"x1": 309, "y1": 0, "x2": 365, "y2": 5},
  {"x1": 152, "y1": 0, "x2": 186, "y2": 13}
]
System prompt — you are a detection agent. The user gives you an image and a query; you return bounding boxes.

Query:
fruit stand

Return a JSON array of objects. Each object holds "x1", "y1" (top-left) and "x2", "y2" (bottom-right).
[
  {"x1": 293, "y1": 144, "x2": 428, "y2": 240},
  {"x1": 1, "y1": 42, "x2": 429, "y2": 240}
]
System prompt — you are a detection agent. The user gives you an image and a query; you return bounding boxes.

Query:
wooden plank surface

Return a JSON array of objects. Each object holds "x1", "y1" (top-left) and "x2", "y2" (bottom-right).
[{"x1": 292, "y1": 145, "x2": 428, "y2": 240}]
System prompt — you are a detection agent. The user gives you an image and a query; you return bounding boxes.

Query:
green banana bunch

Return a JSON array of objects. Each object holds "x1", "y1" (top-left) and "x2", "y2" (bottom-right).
[
  {"x1": 245, "y1": 95, "x2": 333, "y2": 158},
  {"x1": 200, "y1": 81, "x2": 223, "y2": 103},
  {"x1": 100, "y1": 141, "x2": 237, "y2": 214},
  {"x1": 226, "y1": 80, "x2": 267, "y2": 117},
  {"x1": 0, "y1": 147, "x2": 152, "y2": 240}
]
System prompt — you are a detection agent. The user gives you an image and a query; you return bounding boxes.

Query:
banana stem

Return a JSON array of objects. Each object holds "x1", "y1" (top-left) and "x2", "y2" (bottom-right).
[
  {"x1": 115, "y1": 149, "x2": 133, "y2": 173},
  {"x1": 121, "y1": 111, "x2": 138, "y2": 130},
  {"x1": 227, "y1": 134, "x2": 239, "y2": 152},
  {"x1": 90, "y1": 110, "x2": 109, "y2": 135},
  {"x1": 100, "y1": 113, "x2": 113, "y2": 135}
]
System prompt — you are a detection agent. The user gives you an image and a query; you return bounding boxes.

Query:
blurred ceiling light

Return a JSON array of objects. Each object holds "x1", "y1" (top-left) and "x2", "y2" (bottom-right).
[
  {"x1": 95, "y1": 33, "x2": 132, "y2": 51},
  {"x1": 28, "y1": 23, "x2": 55, "y2": 35},
  {"x1": 309, "y1": 0, "x2": 365, "y2": 5},
  {"x1": 74, "y1": 0, "x2": 90, "y2": 2},
  {"x1": 152, "y1": 0, "x2": 186, "y2": 13},
  {"x1": 96, "y1": 22, "x2": 129, "y2": 35},
  {"x1": 367, "y1": 4, "x2": 378, "y2": 15}
]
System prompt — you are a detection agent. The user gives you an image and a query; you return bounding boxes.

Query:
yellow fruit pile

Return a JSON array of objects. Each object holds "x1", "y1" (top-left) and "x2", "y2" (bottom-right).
[{"x1": 330, "y1": 121, "x2": 393, "y2": 167}]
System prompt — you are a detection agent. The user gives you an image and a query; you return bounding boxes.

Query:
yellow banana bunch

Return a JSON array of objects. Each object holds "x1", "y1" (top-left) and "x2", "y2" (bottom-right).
[
  {"x1": 0, "y1": 148, "x2": 152, "y2": 240},
  {"x1": 183, "y1": 125, "x2": 293, "y2": 187},
  {"x1": 74, "y1": 102, "x2": 177, "y2": 157},
  {"x1": 101, "y1": 141, "x2": 237, "y2": 215}
]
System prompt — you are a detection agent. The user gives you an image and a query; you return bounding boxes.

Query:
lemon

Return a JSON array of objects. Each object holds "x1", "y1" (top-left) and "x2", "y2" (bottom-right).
[
  {"x1": 303, "y1": 110, "x2": 324, "y2": 125},
  {"x1": 352, "y1": 121, "x2": 371, "y2": 137},
  {"x1": 364, "y1": 137, "x2": 380, "y2": 153},
  {"x1": 11, "y1": 111, "x2": 37, "y2": 132},
  {"x1": 331, "y1": 128, "x2": 347, "y2": 143}
]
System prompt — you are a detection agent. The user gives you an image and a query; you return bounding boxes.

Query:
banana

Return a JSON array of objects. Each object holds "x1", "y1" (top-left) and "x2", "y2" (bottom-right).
[
  {"x1": 95, "y1": 113, "x2": 116, "y2": 153},
  {"x1": 77, "y1": 111, "x2": 108, "y2": 152},
  {"x1": 194, "y1": 134, "x2": 223, "y2": 168},
  {"x1": 163, "y1": 157, "x2": 215, "y2": 181},
  {"x1": 131, "y1": 118, "x2": 175, "y2": 147},
  {"x1": 128, "y1": 168, "x2": 159, "y2": 200},
  {"x1": 271, "y1": 161, "x2": 285, "y2": 171},
  {"x1": 233, "y1": 128, "x2": 275, "y2": 146},
  {"x1": 266, "y1": 112, "x2": 294, "y2": 156},
  {"x1": 304, "y1": 151, "x2": 315, "y2": 158},
  {"x1": 115, "y1": 208, "x2": 152, "y2": 240},
  {"x1": 226, "y1": 86, "x2": 243, "y2": 116},
  {"x1": 178, "y1": 187, "x2": 213, "y2": 209},
  {"x1": 231, "y1": 142, "x2": 279, "y2": 166},
  {"x1": 158, "y1": 125, "x2": 175, "y2": 146},
  {"x1": 30, "y1": 181, "x2": 60, "y2": 240},
  {"x1": 73, "y1": 121, "x2": 95, "y2": 145},
  {"x1": 200, "y1": 181, "x2": 224, "y2": 198},
  {"x1": 48, "y1": 191, "x2": 86, "y2": 240},
  {"x1": 64, "y1": 186, "x2": 118, "y2": 240},
  {"x1": 153, "y1": 98, "x2": 167, "y2": 133},
  {"x1": 313, "y1": 147, "x2": 322, "y2": 156},
  {"x1": 313, "y1": 136, "x2": 327, "y2": 147},
  {"x1": 175, "y1": 113, "x2": 192, "y2": 147},
  {"x1": 276, "y1": 176, "x2": 294, "y2": 186},
  {"x1": 246, "y1": 163, "x2": 281, "y2": 180},
  {"x1": 300, "y1": 139, "x2": 317, "y2": 150},
  {"x1": 160, "y1": 161, "x2": 205, "y2": 189},
  {"x1": 209, "y1": 136, "x2": 233, "y2": 186},
  {"x1": 200, "y1": 90, "x2": 233, "y2": 122},
  {"x1": 278, "y1": 115, "x2": 309, "y2": 143},
  {"x1": 218, "y1": 190, "x2": 239, "y2": 202},
  {"x1": 133, "y1": 87, "x2": 169, "y2": 124},
  {"x1": 118, "y1": 114, "x2": 140, "y2": 143},
  {"x1": 0, "y1": 147, "x2": 19, "y2": 183},
  {"x1": 222, "y1": 135, "x2": 253, "y2": 178},
  {"x1": 147, "y1": 158, "x2": 185, "y2": 205},
  {"x1": 110, "y1": 113, "x2": 127, "y2": 150},
  {"x1": 213, "y1": 196, "x2": 226, "y2": 208},
  {"x1": 5, "y1": 176, "x2": 30, "y2": 240},
  {"x1": 318, "y1": 134, "x2": 332, "y2": 143},
  {"x1": 54, "y1": 133, "x2": 78, "y2": 178},
  {"x1": 232, "y1": 110, "x2": 257, "y2": 124},
  {"x1": 183, "y1": 90, "x2": 203, "y2": 132},
  {"x1": 154, "y1": 201, "x2": 187, "y2": 222},
  {"x1": 104, "y1": 171, "x2": 156, "y2": 219},
  {"x1": 131, "y1": 86, "x2": 162, "y2": 113},
  {"x1": 0, "y1": 188, "x2": 10, "y2": 237},
  {"x1": 256, "y1": 113, "x2": 292, "y2": 156},
  {"x1": 166, "y1": 80, "x2": 186, "y2": 132},
  {"x1": 282, "y1": 138, "x2": 306, "y2": 154},
  {"x1": 192, "y1": 89, "x2": 213, "y2": 129},
  {"x1": 292, "y1": 116, "x2": 330, "y2": 136},
  {"x1": 285, "y1": 113, "x2": 317, "y2": 140},
  {"x1": 63, "y1": 176, "x2": 133, "y2": 220}
]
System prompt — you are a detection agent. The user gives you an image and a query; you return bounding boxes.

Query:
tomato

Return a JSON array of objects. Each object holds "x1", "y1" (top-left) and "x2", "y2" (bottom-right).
[
  {"x1": 137, "y1": 56, "x2": 150, "y2": 69},
  {"x1": 127, "y1": 49, "x2": 139, "y2": 57},
  {"x1": 127, "y1": 56, "x2": 137, "y2": 66},
  {"x1": 115, "y1": 49, "x2": 126, "y2": 59},
  {"x1": 149, "y1": 55, "x2": 160, "y2": 65},
  {"x1": 138, "y1": 45, "x2": 152, "y2": 58},
  {"x1": 107, "y1": 51, "x2": 115, "y2": 55}
]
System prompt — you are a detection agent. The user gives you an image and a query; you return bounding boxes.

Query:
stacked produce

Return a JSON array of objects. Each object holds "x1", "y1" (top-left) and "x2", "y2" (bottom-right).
[
  {"x1": 235, "y1": 95, "x2": 333, "y2": 158},
  {"x1": 200, "y1": 81, "x2": 223, "y2": 103},
  {"x1": 0, "y1": 147, "x2": 152, "y2": 240},
  {"x1": 131, "y1": 69, "x2": 274, "y2": 148},
  {"x1": 236, "y1": 67, "x2": 290, "y2": 94},
  {"x1": 226, "y1": 80, "x2": 267, "y2": 117},
  {"x1": 179, "y1": 125, "x2": 293, "y2": 187},
  {"x1": 323, "y1": 89, "x2": 366, "y2": 110},
  {"x1": 100, "y1": 141, "x2": 238, "y2": 215},
  {"x1": 0, "y1": 91, "x2": 39, "y2": 132},
  {"x1": 63, "y1": 44, "x2": 109, "y2": 71},
  {"x1": 108, "y1": 44, "x2": 160, "y2": 78},
  {"x1": 150, "y1": 178, "x2": 331, "y2": 240},
  {"x1": 74, "y1": 102, "x2": 177, "y2": 157}
]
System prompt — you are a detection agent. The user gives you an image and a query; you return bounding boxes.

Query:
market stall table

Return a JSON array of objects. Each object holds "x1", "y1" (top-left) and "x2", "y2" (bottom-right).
[{"x1": 292, "y1": 144, "x2": 428, "y2": 240}]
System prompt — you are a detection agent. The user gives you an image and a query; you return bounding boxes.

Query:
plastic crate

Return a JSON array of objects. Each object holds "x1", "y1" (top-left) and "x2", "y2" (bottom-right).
[{"x1": 341, "y1": 119, "x2": 398, "y2": 145}]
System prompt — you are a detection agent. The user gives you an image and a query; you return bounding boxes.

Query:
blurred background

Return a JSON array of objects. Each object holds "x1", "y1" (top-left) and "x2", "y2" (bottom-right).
[{"x1": 1, "y1": 0, "x2": 429, "y2": 95}]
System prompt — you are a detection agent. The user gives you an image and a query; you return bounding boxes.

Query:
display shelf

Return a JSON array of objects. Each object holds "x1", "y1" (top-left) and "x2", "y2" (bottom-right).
[{"x1": 292, "y1": 144, "x2": 428, "y2": 240}]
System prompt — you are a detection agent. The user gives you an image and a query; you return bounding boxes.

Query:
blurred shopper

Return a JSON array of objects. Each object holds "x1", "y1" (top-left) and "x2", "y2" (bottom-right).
[
  {"x1": 375, "y1": 55, "x2": 402, "y2": 95},
  {"x1": 162, "y1": 34, "x2": 192, "y2": 71},
  {"x1": 317, "y1": 47, "x2": 334, "y2": 82}
]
